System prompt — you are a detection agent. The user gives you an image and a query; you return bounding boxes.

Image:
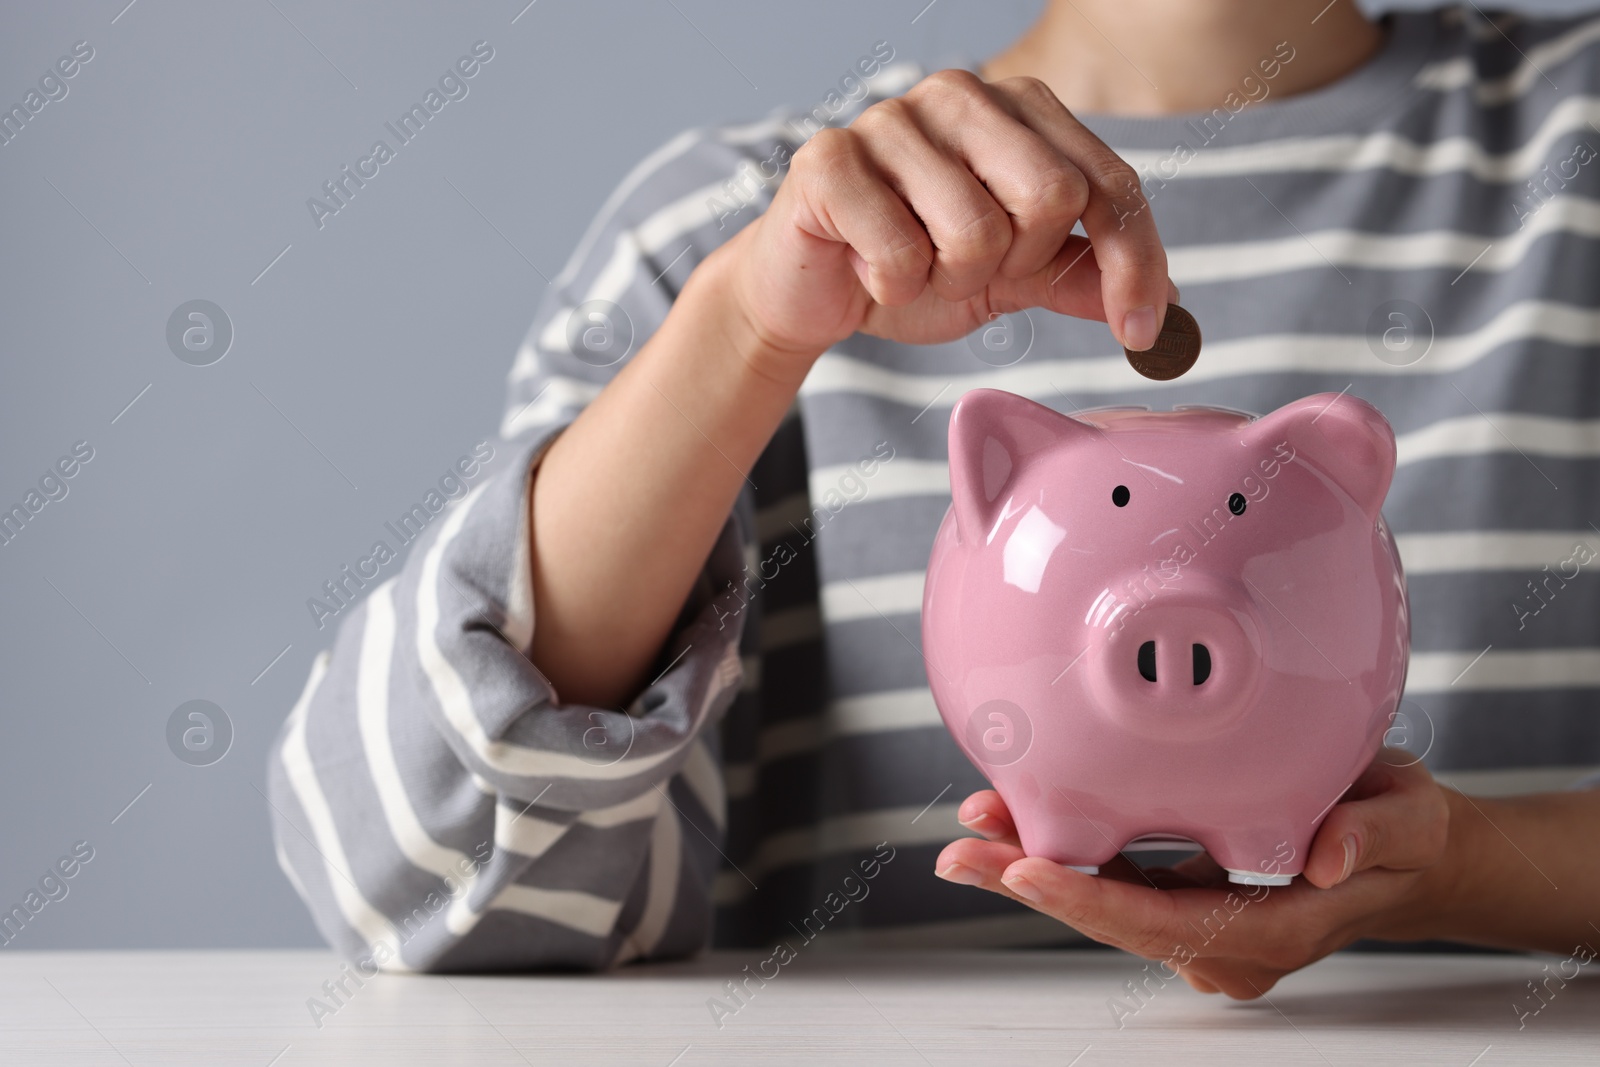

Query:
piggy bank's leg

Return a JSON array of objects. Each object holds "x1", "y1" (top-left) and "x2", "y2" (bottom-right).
[
  {"x1": 1202, "y1": 826, "x2": 1311, "y2": 887},
  {"x1": 1014, "y1": 813, "x2": 1124, "y2": 875}
]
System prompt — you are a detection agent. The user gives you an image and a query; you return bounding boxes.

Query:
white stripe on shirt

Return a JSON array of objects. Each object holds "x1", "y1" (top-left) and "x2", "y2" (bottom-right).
[
  {"x1": 1407, "y1": 647, "x2": 1600, "y2": 692},
  {"x1": 1168, "y1": 194, "x2": 1600, "y2": 285},
  {"x1": 490, "y1": 883, "x2": 623, "y2": 938},
  {"x1": 278, "y1": 651, "x2": 414, "y2": 971},
  {"x1": 1397, "y1": 531, "x2": 1599, "y2": 574},
  {"x1": 1124, "y1": 94, "x2": 1600, "y2": 183},
  {"x1": 357, "y1": 582, "x2": 497, "y2": 940},
  {"x1": 805, "y1": 414, "x2": 1600, "y2": 512},
  {"x1": 614, "y1": 800, "x2": 682, "y2": 963},
  {"x1": 800, "y1": 299, "x2": 1600, "y2": 402},
  {"x1": 1415, "y1": 14, "x2": 1600, "y2": 104}
]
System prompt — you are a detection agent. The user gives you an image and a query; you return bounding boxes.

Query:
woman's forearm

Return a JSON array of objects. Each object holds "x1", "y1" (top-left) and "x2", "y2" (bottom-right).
[
  {"x1": 527, "y1": 238, "x2": 814, "y2": 708},
  {"x1": 1412, "y1": 788, "x2": 1600, "y2": 955}
]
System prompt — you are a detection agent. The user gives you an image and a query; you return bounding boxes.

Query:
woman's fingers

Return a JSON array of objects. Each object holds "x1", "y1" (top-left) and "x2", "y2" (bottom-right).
[
  {"x1": 935, "y1": 835, "x2": 1025, "y2": 892},
  {"x1": 1302, "y1": 749, "x2": 1451, "y2": 889},
  {"x1": 795, "y1": 69, "x2": 1169, "y2": 335},
  {"x1": 894, "y1": 69, "x2": 1173, "y2": 337},
  {"x1": 742, "y1": 69, "x2": 1172, "y2": 355},
  {"x1": 787, "y1": 127, "x2": 935, "y2": 307},
  {"x1": 936, "y1": 752, "x2": 1453, "y2": 1003},
  {"x1": 997, "y1": 856, "x2": 1192, "y2": 956},
  {"x1": 956, "y1": 789, "x2": 1021, "y2": 844},
  {"x1": 992, "y1": 235, "x2": 1107, "y2": 321},
  {"x1": 986, "y1": 75, "x2": 1172, "y2": 350},
  {"x1": 852, "y1": 97, "x2": 1016, "y2": 302},
  {"x1": 935, "y1": 838, "x2": 1143, "y2": 951},
  {"x1": 1181, "y1": 960, "x2": 1290, "y2": 1000},
  {"x1": 936, "y1": 833, "x2": 1414, "y2": 1001},
  {"x1": 903, "y1": 70, "x2": 1091, "y2": 282}
]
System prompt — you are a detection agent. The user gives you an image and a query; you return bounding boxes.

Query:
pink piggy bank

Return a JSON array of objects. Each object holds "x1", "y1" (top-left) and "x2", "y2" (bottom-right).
[{"x1": 922, "y1": 389, "x2": 1409, "y2": 885}]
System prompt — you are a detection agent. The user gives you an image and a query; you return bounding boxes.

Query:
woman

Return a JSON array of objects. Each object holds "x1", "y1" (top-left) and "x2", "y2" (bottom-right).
[{"x1": 270, "y1": 1, "x2": 1600, "y2": 999}]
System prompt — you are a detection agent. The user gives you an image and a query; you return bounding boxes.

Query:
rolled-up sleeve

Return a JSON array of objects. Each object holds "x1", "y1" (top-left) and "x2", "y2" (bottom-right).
[{"x1": 265, "y1": 123, "x2": 781, "y2": 972}]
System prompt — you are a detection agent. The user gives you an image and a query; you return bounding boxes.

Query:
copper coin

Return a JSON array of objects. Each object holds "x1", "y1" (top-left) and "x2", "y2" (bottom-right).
[{"x1": 1124, "y1": 303, "x2": 1201, "y2": 381}]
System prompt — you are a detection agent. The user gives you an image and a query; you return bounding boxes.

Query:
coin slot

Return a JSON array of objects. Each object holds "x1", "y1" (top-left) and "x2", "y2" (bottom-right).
[{"x1": 1138, "y1": 640, "x2": 1157, "y2": 682}]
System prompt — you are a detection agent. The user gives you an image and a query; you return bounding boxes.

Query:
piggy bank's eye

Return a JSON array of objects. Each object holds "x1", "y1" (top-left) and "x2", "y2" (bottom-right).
[
  {"x1": 1112, "y1": 485, "x2": 1130, "y2": 507},
  {"x1": 1228, "y1": 492, "x2": 1247, "y2": 516}
]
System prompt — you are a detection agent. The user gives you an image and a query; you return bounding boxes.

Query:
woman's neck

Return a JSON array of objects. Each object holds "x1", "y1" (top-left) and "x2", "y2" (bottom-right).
[{"x1": 982, "y1": 0, "x2": 1383, "y2": 115}]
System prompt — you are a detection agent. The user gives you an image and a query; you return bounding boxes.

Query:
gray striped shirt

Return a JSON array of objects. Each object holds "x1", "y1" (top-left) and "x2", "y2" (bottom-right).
[{"x1": 268, "y1": 6, "x2": 1600, "y2": 972}]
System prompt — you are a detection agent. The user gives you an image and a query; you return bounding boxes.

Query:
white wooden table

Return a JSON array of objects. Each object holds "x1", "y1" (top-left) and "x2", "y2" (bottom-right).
[{"x1": 0, "y1": 949, "x2": 1594, "y2": 1065}]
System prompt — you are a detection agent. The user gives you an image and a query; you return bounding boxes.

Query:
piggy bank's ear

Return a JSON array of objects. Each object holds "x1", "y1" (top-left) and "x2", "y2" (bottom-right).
[
  {"x1": 948, "y1": 389, "x2": 1091, "y2": 542},
  {"x1": 1246, "y1": 393, "x2": 1396, "y2": 519}
]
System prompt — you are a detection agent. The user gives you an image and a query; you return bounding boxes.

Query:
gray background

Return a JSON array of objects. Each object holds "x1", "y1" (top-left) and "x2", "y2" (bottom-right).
[{"x1": 0, "y1": 0, "x2": 1590, "y2": 951}]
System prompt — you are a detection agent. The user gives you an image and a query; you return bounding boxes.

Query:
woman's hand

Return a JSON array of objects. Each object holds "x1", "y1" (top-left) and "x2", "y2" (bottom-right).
[
  {"x1": 934, "y1": 749, "x2": 1459, "y2": 999},
  {"x1": 528, "y1": 69, "x2": 1174, "y2": 707},
  {"x1": 722, "y1": 68, "x2": 1175, "y2": 377}
]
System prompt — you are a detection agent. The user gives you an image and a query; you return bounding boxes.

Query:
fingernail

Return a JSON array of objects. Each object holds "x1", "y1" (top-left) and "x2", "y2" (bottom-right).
[
  {"x1": 1337, "y1": 834, "x2": 1358, "y2": 884},
  {"x1": 1122, "y1": 305, "x2": 1159, "y2": 351},
  {"x1": 1001, "y1": 874, "x2": 1043, "y2": 902},
  {"x1": 936, "y1": 863, "x2": 985, "y2": 887},
  {"x1": 958, "y1": 812, "x2": 996, "y2": 837},
  {"x1": 1167, "y1": 279, "x2": 1180, "y2": 304}
]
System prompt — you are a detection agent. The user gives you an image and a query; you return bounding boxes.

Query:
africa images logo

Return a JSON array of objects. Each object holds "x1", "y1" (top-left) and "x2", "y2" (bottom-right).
[
  {"x1": 306, "y1": 41, "x2": 494, "y2": 230},
  {"x1": 306, "y1": 442, "x2": 495, "y2": 629},
  {"x1": 0, "y1": 40, "x2": 94, "y2": 149}
]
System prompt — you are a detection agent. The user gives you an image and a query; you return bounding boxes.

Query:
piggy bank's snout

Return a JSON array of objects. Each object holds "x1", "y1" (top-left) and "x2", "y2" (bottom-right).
[{"x1": 1088, "y1": 577, "x2": 1265, "y2": 734}]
